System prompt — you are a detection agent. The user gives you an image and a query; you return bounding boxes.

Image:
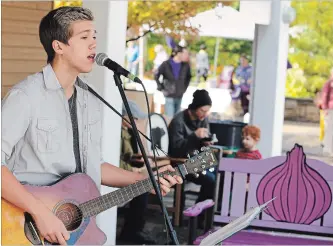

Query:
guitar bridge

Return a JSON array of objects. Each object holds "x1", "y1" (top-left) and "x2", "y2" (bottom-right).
[{"x1": 24, "y1": 212, "x2": 43, "y2": 245}]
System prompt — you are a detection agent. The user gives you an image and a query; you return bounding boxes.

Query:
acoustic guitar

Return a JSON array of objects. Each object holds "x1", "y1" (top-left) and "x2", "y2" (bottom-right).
[{"x1": 2, "y1": 148, "x2": 217, "y2": 245}]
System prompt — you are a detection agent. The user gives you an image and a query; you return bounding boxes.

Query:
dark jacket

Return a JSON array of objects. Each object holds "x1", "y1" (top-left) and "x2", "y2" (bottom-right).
[
  {"x1": 155, "y1": 59, "x2": 191, "y2": 98},
  {"x1": 168, "y1": 109, "x2": 209, "y2": 158}
]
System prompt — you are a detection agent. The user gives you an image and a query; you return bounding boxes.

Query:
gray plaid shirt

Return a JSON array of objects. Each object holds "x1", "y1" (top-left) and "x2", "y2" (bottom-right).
[{"x1": 1, "y1": 64, "x2": 104, "y2": 188}]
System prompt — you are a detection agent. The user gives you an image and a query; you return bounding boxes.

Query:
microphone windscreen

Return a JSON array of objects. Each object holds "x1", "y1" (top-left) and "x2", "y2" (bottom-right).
[{"x1": 95, "y1": 53, "x2": 108, "y2": 66}]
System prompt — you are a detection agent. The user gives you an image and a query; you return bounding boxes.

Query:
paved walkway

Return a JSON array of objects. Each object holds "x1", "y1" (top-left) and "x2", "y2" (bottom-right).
[{"x1": 282, "y1": 121, "x2": 332, "y2": 165}]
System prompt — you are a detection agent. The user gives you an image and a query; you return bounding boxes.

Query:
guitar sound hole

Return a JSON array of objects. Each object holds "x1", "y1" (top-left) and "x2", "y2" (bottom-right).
[{"x1": 55, "y1": 203, "x2": 83, "y2": 231}]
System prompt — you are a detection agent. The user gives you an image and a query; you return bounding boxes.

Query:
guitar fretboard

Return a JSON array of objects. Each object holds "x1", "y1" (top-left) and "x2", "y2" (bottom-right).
[{"x1": 79, "y1": 169, "x2": 179, "y2": 218}]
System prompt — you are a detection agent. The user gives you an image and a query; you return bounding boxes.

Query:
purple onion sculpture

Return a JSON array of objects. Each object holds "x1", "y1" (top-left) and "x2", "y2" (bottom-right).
[{"x1": 256, "y1": 144, "x2": 332, "y2": 224}]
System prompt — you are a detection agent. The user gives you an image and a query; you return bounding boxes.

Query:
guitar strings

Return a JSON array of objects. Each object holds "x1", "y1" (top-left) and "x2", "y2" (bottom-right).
[
  {"x1": 49, "y1": 169, "x2": 180, "y2": 227},
  {"x1": 53, "y1": 161, "x2": 211, "y2": 227},
  {"x1": 44, "y1": 153, "x2": 212, "y2": 228}
]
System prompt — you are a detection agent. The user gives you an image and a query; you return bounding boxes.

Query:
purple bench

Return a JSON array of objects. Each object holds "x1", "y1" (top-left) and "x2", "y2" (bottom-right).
[{"x1": 210, "y1": 144, "x2": 333, "y2": 244}]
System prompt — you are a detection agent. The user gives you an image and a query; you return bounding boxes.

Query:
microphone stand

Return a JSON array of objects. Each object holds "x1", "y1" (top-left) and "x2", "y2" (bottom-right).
[{"x1": 113, "y1": 72, "x2": 179, "y2": 245}]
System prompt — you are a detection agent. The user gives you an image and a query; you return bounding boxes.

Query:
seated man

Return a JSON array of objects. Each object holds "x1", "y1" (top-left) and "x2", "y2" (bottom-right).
[
  {"x1": 118, "y1": 100, "x2": 157, "y2": 245},
  {"x1": 168, "y1": 89, "x2": 216, "y2": 225}
]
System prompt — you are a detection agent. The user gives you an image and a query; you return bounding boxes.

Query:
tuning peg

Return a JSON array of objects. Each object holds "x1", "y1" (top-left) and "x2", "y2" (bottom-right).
[
  {"x1": 187, "y1": 154, "x2": 191, "y2": 159},
  {"x1": 201, "y1": 165, "x2": 206, "y2": 169},
  {"x1": 194, "y1": 173, "x2": 199, "y2": 178},
  {"x1": 194, "y1": 150, "x2": 199, "y2": 155},
  {"x1": 209, "y1": 168, "x2": 215, "y2": 172},
  {"x1": 202, "y1": 171, "x2": 207, "y2": 175},
  {"x1": 194, "y1": 168, "x2": 198, "y2": 172},
  {"x1": 200, "y1": 146, "x2": 207, "y2": 151}
]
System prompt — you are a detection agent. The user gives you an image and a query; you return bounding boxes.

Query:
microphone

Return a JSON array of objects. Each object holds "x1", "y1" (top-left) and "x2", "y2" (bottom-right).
[{"x1": 95, "y1": 53, "x2": 141, "y2": 83}]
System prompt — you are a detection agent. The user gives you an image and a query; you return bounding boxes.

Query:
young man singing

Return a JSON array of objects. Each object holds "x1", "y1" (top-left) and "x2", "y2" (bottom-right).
[{"x1": 1, "y1": 6, "x2": 182, "y2": 245}]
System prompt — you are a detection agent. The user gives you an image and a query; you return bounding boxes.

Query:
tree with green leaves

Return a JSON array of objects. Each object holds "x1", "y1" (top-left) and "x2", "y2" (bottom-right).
[
  {"x1": 287, "y1": 1, "x2": 333, "y2": 98},
  {"x1": 127, "y1": 1, "x2": 229, "y2": 42}
]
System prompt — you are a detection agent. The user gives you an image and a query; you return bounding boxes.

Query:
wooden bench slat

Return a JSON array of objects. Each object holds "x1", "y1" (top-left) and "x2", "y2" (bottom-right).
[
  {"x1": 221, "y1": 171, "x2": 232, "y2": 217},
  {"x1": 215, "y1": 215, "x2": 333, "y2": 235},
  {"x1": 230, "y1": 173, "x2": 247, "y2": 217}
]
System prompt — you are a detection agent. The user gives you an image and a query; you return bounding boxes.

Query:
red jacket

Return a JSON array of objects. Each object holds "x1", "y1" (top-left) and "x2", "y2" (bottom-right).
[{"x1": 321, "y1": 79, "x2": 333, "y2": 110}]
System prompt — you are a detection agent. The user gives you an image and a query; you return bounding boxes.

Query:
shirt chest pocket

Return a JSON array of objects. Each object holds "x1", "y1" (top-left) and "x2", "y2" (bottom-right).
[{"x1": 36, "y1": 119, "x2": 60, "y2": 153}]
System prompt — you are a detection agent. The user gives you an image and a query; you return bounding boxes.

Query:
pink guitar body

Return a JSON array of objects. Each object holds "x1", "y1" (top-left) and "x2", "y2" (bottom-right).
[{"x1": 2, "y1": 173, "x2": 106, "y2": 245}]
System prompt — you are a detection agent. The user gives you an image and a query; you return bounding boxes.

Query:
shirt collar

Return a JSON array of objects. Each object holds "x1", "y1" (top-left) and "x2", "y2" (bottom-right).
[
  {"x1": 42, "y1": 63, "x2": 62, "y2": 90},
  {"x1": 42, "y1": 63, "x2": 88, "y2": 107},
  {"x1": 42, "y1": 63, "x2": 88, "y2": 91}
]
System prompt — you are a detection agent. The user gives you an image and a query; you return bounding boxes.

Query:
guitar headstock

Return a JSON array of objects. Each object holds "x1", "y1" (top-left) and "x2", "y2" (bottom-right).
[{"x1": 179, "y1": 147, "x2": 218, "y2": 178}]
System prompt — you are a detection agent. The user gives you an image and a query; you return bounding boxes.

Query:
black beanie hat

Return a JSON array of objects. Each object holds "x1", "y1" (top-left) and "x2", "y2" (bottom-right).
[{"x1": 188, "y1": 89, "x2": 212, "y2": 110}]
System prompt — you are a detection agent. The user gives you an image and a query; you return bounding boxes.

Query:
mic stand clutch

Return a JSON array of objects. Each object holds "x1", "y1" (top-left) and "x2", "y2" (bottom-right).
[{"x1": 113, "y1": 72, "x2": 180, "y2": 245}]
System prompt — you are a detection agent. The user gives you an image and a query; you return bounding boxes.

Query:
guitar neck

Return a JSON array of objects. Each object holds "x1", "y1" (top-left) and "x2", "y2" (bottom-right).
[{"x1": 79, "y1": 168, "x2": 181, "y2": 218}]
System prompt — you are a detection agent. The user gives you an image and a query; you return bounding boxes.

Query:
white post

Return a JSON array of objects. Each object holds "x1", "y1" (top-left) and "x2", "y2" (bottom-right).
[
  {"x1": 82, "y1": 1, "x2": 128, "y2": 245},
  {"x1": 250, "y1": 0, "x2": 291, "y2": 158}
]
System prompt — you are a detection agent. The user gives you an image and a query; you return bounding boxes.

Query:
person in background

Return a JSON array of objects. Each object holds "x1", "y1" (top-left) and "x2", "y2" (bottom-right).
[
  {"x1": 182, "y1": 47, "x2": 191, "y2": 64},
  {"x1": 235, "y1": 54, "x2": 252, "y2": 115},
  {"x1": 321, "y1": 68, "x2": 333, "y2": 157},
  {"x1": 126, "y1": 41, "x2": 139, "y2": 78},
  {"x1": 235, "y1": 125, "x2": 262, "y2": 160},
  {"x1": 117, "y1": 100, "x2": 157, "y2": 245},
  {"x1": 168, "y1": 89, "x2": 216, "y2": 226},
  {"x1": 155, "y1": 45, "x2": 191, "y2": 118},
  {"x1": 152, "y1": 44, "x2": 168, "y2": 74},
  {"x1": 196, "y1": 44, "x2": 210, "y2": 84}
]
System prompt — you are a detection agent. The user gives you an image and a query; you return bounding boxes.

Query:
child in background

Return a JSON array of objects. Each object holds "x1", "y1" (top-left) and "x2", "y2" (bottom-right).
[{"x1": 236, "y1": 125, "x2": 262, "y2": 160}]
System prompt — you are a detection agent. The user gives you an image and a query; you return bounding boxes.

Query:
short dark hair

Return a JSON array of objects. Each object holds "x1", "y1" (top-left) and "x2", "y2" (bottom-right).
[
  {"x1": 39, "y1": 6, "x2": 94, "y2": 63},
  {"x1": 171, "y1": 45, "x2": 183, "y2": 58}
]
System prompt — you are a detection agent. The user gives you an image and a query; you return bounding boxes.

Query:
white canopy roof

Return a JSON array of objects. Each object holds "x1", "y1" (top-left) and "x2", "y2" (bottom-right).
[{"x1": 188, "y1": 6, "x2": 255, "y2": 40}]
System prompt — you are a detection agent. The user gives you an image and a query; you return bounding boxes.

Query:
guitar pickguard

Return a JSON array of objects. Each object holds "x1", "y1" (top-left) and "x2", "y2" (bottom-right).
[{"x1": 66, "y1": 217, "x2": 90, "y2": 245}]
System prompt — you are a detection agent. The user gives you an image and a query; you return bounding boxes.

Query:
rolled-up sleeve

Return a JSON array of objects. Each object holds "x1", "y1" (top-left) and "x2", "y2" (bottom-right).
[{"x1": 2, "y1": 89, "x2": 31, "y2": 166}]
